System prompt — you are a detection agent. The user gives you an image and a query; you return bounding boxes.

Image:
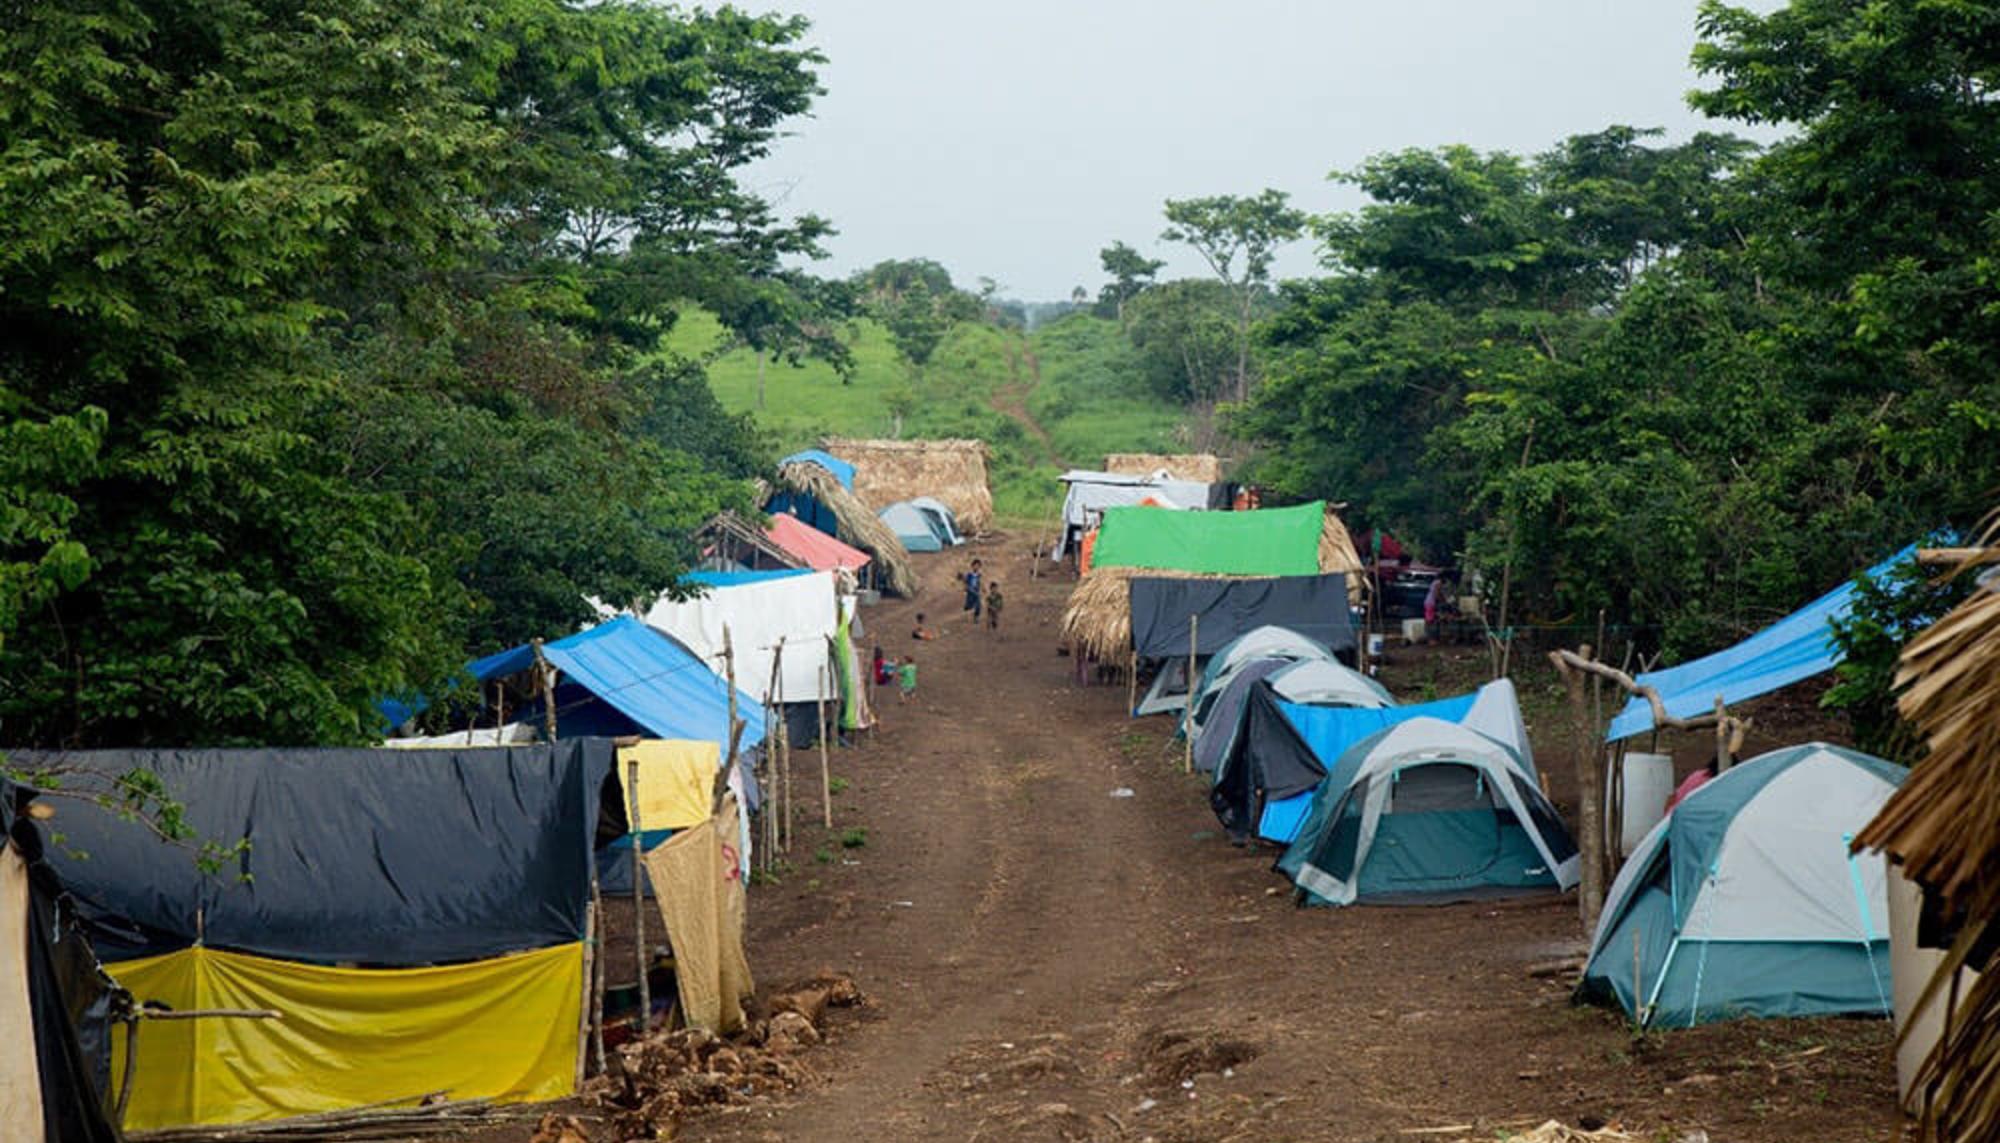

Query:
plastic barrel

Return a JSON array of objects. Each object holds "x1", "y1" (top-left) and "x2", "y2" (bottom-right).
[
  {"x1": 1888, "y1": 863, "x2": 1980, "y2": 1111},
  {"x1": 1618, "y1": 752, "x2": 1675, "y2": 856}
]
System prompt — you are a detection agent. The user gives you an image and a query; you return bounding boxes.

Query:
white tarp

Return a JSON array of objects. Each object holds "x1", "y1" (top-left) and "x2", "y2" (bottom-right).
[
  {"x1": 1055, "y1": 470, "x2": 1211, "y2": 557},
  {"x1": 643, "y1": 570, "x2": 841, "y2": 704}
]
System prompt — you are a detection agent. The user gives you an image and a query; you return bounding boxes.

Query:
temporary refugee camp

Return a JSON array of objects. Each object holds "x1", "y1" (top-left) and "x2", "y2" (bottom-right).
[
  {"x1": 767, "y1": 449, "x2": 917, "y2": 597},
  {"x1": 823, "y1": 437, "x2": 993, "y2": 536}
]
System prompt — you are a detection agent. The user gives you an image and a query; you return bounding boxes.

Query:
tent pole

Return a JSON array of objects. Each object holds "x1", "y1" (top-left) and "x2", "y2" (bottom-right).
[
  {"x1": 626, "y1": 756, "x2": 651, "y2": 1037},
  {"x1": 533, "y1": 639, "x2": 559, "y2": 742},
  {"x1": 576, "y1": 896, "x2": 596, "y2": 1087},
  {"x1": 818, "y1": 665, "x2": 833, "y2": 829},
  {"x1": 589, "y1": 881, "x2": 606, "y2": 1073},
  {"x1": 764, "y1": 637, "x2": 784, "y2": 868},
  {"x1": 1185, "y1": 613, "x2": 1198, "y2": 773}
]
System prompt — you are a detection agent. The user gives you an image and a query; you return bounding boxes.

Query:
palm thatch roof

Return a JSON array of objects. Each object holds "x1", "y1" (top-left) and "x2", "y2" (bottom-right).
[
  {"x1": 692, "y1": 510, "x2": 802, "y2": 571},
  {"x1": 1059, "y1": 505, "x2": 1364, "y2": 661},
  {"x1": 1852, "y1": 530, "x2": 2000, "y2": 1141},
  {"x1": 1103, "y1": 453, "x2": 1226, "y2": 483},
  {"x1": 823, "y1": 437, "x2": 993, "y2": 533},
  {"x1": 772, "y1": 459, "x2": 918, "y2": 597}
]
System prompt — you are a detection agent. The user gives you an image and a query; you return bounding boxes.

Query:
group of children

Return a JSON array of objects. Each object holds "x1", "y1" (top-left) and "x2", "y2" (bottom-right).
[{"x1": 871, "y1": 558, "x2": 1005, "y2": 703}]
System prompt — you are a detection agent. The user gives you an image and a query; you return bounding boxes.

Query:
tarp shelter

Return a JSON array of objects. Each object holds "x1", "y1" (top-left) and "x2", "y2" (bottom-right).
[
  {"x1": 11, "y1": 742, "x2": 612, "y2": 1130},
  {"x1": 1605, "y1": 545, "x2": 1918, "y2": 740},
  {"x1": 879, "y1": 500, "x2": 959, "y2": 553},
  {"x1": 1216, "y1": 680, "x2": 1529, "y2": 844},
  {"x1": 765, "y1": 512, "x2": 871, "y2": 573},
  {"x1": 1578, "y1": 743, "x2": 1905, "y2": 1027},
  {"x1": 644, "y1": 570, "x2": 842, "y2": 705},
  {"x1": 1129, "y1": 573, "x2": 1356, "y2": 660},
  {"x1": 1054, "y1": 470, "x2": 1216, "y2": 559},
  {"x1": 1092, "y1": 500, "x2": 1326, "y2": 577},
  {"x1": 691, "y1": 510, "x2": 806, "y2": 575},
  {"x1": 765, "y1": 449, "x2": 854, "y2": 538},
  {"x1": 1277, "y1": 718, "x2": 1579, "y2": 906},
  {"x1": 3, "y1": 806, "x2": 124, "y2": 1143},
  {"x1": 596, "y1": 739, "x2": 736, "y2": 897},
  {"x1": 463, "y1": 617, "x2": 767, "y2": 750}
]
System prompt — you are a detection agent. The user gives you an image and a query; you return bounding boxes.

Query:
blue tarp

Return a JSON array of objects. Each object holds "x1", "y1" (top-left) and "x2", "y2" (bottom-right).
[
  {"x1": 682, "y1": 568, "x2": 813, "y2": 588},
  {"x1": 1256, "y1": 692, "x2": 1482, "y2": 841},
  {"x1": 1605, "y1": 545, "x2": 1918, "y2": 741},
  {"x1": 382, "y1": 617, "x2": 766, "y2": 748},
  {"x1": 779, "y1": 449, "x2": 855, "y2": 489}
]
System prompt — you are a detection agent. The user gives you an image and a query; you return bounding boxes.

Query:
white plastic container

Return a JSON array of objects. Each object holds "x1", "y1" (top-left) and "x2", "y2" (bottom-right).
[
  {"x1": 1616, "y1": 752, "x2": 1675, "y2": 856},
  {"x1": 1401, "y1": 618, "x2": 1426, "y2": 643},
  {"x1": 1366, "y1": 633, "x2": 1385, "y2": 657}
]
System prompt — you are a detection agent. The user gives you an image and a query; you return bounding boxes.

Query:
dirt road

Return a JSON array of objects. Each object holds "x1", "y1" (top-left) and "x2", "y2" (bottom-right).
[{"x1": 684, "y1": 535, "x2": 1900, "y2": 1143}]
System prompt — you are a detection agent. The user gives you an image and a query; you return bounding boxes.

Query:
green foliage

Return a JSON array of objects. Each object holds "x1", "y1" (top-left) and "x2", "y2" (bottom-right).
[
  {"x1": 0, "y1": 0, "x2": 829, "y2": 746},
  {"x1": 1823, "y1": 558, "x2": 1972, "y2": 761},
  {"x1": 1096, "y1": 241, "x2": 1165, "y2": 321},
  {"x1": 1160, "y1": 189, "x2": 1308, "y2": 402},
  {"x1": 838, "y1": 826, "x2": 868, "y2": 849}
]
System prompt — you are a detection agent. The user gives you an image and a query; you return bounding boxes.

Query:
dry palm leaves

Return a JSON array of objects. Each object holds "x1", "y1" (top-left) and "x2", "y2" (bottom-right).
[
  {"x1": 822, "y1": 437, "x2": 993, "y2": 533},
  {"x1": 772, "y1": 459, "x2": 917, "y2": 597},
  {"x1": 1852, "y1": 521, "x2": 2000, "y2": 1142},
  {"x1": 1059, "y1": 505, "x2": 1365, "y2": 662},
  {"x1": 1102, "y1": 452, "x2": 1225, "y2": 483}
]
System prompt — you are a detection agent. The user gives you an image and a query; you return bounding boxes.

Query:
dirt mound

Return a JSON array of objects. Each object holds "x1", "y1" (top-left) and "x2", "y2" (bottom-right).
[
  {"x1": 580, "y1": 974, "x2": 868, "y2": 1138},
  {"x1": 1137, "y1": 1027, "x2": 1260, "y2": 1086}
]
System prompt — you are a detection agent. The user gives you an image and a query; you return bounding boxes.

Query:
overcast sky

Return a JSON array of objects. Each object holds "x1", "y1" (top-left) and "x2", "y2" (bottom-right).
[{"x1": 746, "y1": 1, "x2": 1785, "y2": 300}]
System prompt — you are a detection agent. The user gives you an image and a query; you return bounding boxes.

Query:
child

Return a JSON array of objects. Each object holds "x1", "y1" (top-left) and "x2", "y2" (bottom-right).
[
  {"x1": 985, "y1": 579, "x2": 1004, "y2": 631},
  {"x1": 962, "y1": 559, "x2": 983, "y2": 623},
  {"x1": 873, "y1": 645, "x2": 893, "y2": 686},
  {"x1": 897, "y1": 655, "x2": 917, "y2": 701},
  {"x1": 911, "y1": 612, "x2": 936, "y2": 640}
]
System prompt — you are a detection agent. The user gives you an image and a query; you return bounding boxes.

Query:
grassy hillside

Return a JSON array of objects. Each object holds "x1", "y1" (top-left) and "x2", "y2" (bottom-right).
[{"x1": 671, "y1": 310, "x2": 1192, "y2": 526}]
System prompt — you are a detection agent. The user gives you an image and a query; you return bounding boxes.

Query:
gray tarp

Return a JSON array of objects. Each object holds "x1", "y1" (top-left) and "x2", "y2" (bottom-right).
[
  {"x1": 1129, "y1": 573, "x2": 1353, "y2": 658},
  {"x1": 8, "y1": 741, "x2": 613, "y2": 965}
]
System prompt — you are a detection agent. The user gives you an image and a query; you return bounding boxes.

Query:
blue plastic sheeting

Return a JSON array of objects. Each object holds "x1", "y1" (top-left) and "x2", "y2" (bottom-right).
[
  {"x1": 779, "y1": 449, "x2": 855, "y2": 489},
  {"x1": 527, "y1": 617, "x2": 766, "y2": 748},
  {"x1": 1255, "y1": 692, "x2": 1480, "y2": 843},
  {"x1": 1258, "y1": 792, "x2": 1315, "y2": 842},
  {"x1": 1605, "y1": 544, "x2": 1917, "y2": 741},
  {"x1": 682, "y1": 568, "x2": 813, "y2": 588}
]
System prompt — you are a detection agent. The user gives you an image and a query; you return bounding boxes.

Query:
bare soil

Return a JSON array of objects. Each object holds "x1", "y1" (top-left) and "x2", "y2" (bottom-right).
[{"x1": 651, "y1": 534, "x2": 1904, "y2": 1142}]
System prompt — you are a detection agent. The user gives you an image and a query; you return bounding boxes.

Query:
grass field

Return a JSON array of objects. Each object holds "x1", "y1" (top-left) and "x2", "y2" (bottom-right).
[{"x1": 670, "y1": 309, "x2": 1194, "y2": 526}]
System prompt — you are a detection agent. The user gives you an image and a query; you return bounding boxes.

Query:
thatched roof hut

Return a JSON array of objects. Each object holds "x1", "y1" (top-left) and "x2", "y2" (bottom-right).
[
  {"x1": 1853, "y1": 533, "x2": 2000, "y2": 1141},
  {"x1": 1103, "y1": 453, "x2": 1226, "y2": 484},
  {"x1": 772, "y1": 458, "x2": 918, "y2": 597},
  {"x1": 692, "y1": 510, "x2": 802, "y2": 571},
  {"x1": 1059, "y1": 505, "x2": 1363, "y2": 662},
  {"x1": 823, "y1": 438, "x2": 993, "y2": 534}
]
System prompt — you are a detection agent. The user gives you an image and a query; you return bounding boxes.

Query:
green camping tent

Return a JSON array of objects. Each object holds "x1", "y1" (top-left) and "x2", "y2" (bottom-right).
[{"x1": 1091, "y1": 500, "x2": 1323, "y2": 576}]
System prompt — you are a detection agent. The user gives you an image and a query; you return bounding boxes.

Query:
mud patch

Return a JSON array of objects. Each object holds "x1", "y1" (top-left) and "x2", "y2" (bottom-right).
[{"x1": 1138, "y1": 1027, "x2": 1260, "y2": 1086}]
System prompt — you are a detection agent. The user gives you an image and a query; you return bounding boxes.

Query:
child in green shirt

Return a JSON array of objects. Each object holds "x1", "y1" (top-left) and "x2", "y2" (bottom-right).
[{"x1": 898, "y1": 656, "x2": 917, "y2": 700}]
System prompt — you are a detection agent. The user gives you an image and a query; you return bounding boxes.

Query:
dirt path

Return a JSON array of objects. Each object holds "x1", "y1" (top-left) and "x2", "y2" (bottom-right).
[
  {"x1": 682, "y1": 537, "x2": 1901, "y2": 1143},
  {"x1": 991, "y1": 340, "x2": 1063, "y2": 469}
]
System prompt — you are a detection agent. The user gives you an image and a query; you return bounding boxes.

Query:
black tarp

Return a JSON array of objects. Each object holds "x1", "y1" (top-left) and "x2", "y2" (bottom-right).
[
  {"x1": 8, "y1": 741, "x2": 613, "y2": 966},
  {"x1": 1191, "y1": 659, "x2": 1288, "y2": 774},
  {"x1": 6, "y1": 807, "x2": 125, "y2": 1143},
  {"x1": 1208, "y1": 682, "x2": 1330, "y2": 841},
  {"x1": 1129, "y1": 574, "x2": 1354, "y2": 658}
]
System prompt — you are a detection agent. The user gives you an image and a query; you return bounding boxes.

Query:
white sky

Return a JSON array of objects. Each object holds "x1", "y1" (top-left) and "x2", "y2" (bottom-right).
[{"x1": 746, "y1": 1, "x2": 1785, "y2": 300}]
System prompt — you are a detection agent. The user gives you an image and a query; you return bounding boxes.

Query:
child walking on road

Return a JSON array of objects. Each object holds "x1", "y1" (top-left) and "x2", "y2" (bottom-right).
[
  {"x1": 898, "y1": 655, "x2": 917, "y2": 701},
  {"x1": 985, "y1": 579, "x2": 1004, "y2": 632},
  {"x1": 961, "y1": 559, "x2": 983, "y2": 623}
]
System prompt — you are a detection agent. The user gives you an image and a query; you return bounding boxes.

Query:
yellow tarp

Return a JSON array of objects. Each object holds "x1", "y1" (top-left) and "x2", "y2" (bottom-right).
[
  {"x1": 644, "y1": 795, "x2": 753, "y2": 1033},
  {"x1": 108, "y1": 943, "x2": 583, "y2": 1131},
  {"x1": 2, "y1": 842, "x2": 45, "y2": 1136},
  {"x1": 618, "y1": 739, "x2": 719, "y2": 831}
]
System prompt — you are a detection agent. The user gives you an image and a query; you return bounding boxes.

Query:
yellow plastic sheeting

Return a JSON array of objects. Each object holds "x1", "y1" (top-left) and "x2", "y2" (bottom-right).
[
  {"x1": 108, "y1": 943, "x2": 583, "y2": 1131},
  {"x1": 618, "y1": 739, "x2": 719, "y2": 832},
  {"x1": 644, "y1": 795, "x2": 753, "y2": 1033},
  {"x1": 2, "y1": 842, "x2": 46, "y2": 1133}
]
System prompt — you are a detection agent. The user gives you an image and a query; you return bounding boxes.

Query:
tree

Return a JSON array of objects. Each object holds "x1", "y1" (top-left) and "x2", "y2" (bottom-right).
[
  {"x1": 1097, "y1": 241, "x2": 1165, "y2": 322},
  {"x1": 1160, "y1": 190, "x2": 1307, "y2": 402},
  {"x1": 1124, "y1": 279, "x2": 1253, "y2": 406}
]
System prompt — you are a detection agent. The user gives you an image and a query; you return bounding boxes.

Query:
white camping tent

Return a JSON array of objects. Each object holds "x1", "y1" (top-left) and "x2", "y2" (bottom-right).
[
  {"x1": 1268, "y1": 659, "x2": 1394, "y2": 708},
  {"x1": 643, "y1": 569, "x2": 843, "y2": 703}
]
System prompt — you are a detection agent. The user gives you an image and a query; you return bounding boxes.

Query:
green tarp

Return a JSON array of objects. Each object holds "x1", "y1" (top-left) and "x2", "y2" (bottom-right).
[{"x1": 1091, "y1": 500, "x2": 1324, "y2": 576}]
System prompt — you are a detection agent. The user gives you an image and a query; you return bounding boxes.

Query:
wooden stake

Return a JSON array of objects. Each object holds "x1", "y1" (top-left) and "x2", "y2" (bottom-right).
[
  {"x1": 1185, "y1": 612, "x2": 1198, "y2": 773},
  {"x1": 1127, "y1": 648, "x2": 1138, "y2": 713},
  {"x1": 589, "y1": 881, "x2": 606, "y2": 1073},
  {"x1": 1714, "y1": 694, "x2": 1730, "y2": 772},
  {"x1": 532, "y1": 639, "x2": 559, "y2": 742},
  {"x1": 626, "y1": 756, "x2": 650, "y2": 1036},
  {"x1": 818, "y1": 665, "x2": 833, "y2": 829},
  {"x1": 576, "y1": 897, "x2": 596, "y2": 1088}
]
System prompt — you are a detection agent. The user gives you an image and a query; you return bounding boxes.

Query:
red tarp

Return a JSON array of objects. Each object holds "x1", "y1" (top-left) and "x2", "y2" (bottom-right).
[{"x1": 766, "y1": 512, "x2": 871, "y2": 572}]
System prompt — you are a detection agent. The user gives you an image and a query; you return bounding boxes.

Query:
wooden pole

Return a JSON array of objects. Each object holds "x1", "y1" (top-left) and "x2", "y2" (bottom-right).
[
  {"x1": 1185, "y1": 612, "x2": 1198, "y2": 773},
  {"x1": 1127, "y1": 648, "x2": 1138, "y2": 713},
  {"x1": 116, "y1": 1019, "x2": 139, "y2": 1126},
  {"x1": 1714, "y1": 694, "x2": 1730, "y2": 772},
  {"x1": 532, "y1": 639, "x2": 559, "y2": 742},
  {"x1": 589, "y1": 881, "x2": 606, "y2": 1073},
  {"x1": 817, "y1": 665, "x2": 833, "y2": 829},
  {"x1": 626, "y1": 756, "x2": 650, "y2": 1037},
  {"x1": 575, "y1": 897, "x2": 596, "y2": 1088},
  {"x1": 1551, "y1": 644, "x2": 1607, "y2": 929}
]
